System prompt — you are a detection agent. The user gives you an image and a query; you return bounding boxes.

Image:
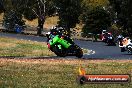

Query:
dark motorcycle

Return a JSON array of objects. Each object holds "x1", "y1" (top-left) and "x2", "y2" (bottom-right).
[
  {"x1": 106, "y1": 36, "x2": 116, "y2": 46},
  {"x1": 46, "y1": 29, "x2": 83, "y2": 58},
  {"x1": 102, "y1": 32, "x2": 116, "y2": 46}
]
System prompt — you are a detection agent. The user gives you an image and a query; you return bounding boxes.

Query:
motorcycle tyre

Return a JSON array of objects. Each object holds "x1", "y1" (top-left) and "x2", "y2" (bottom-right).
[{"x1": 126, "y1": 45, "x2": 132, "y2": 54}]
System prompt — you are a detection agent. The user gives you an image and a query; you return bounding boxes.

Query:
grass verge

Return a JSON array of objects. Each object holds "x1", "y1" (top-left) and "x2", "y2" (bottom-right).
[
  {"x1": 0, "y1": 37, "x2": 88, "y2": 57},
  {"x1": 0, "y1": 59, "x2": 132, "y2": 88},
  {"x1": 0, "y1": 37, "x2": 54, "y2": 57}
]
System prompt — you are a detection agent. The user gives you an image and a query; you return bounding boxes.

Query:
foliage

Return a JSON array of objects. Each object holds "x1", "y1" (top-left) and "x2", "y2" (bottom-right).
[
  {"x1": 53, "y1": 0, "x2": 82, "y2": 31},
  {"x1": 1, "y1": 0, "x2": 27, "y2": 32},
  {"x1": 23, "y1": 8, "x2": 37, "y2": 21},
  {"x1": 1, "y1": 0, "x2": 132, "y2": 36},
  {"x1": 108, "y1": 0, "x2": 132, "y2": 36},
  {"x1": 1, "y1": 0, "x2": 56, "y2": 35},
  {"x1": 0, "y1": 0, "x2": 5, "y2": 13},
  {"x1": 3, "y1": 11, "x2": 25, "y2": 32},
  {"x1": 82, "y1": 0, "x2": 109, "y2": 8},
  {"x1": 80, "y1": 0, "x2": 112, "y2": 36}
]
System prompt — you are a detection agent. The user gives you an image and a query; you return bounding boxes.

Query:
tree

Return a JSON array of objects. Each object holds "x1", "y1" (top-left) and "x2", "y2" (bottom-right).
[
  {"x1": 1, "y1": 0, "x2": 56, "y2": 35},
  {"x1": 81, "y1": 0, "x2": 111, "y2": 36},
  {"x1": 0, "y1": 0, "x2": 5, "y2": 13},
  {"x1": 22, "y1": 0, "x2": 57, "y2": 35},
  {"x1": 53, "y1": 0, "x2": 82, "y2": 33},
  {"x1": 108, "y1": 0, "x2": 132, "y2": 36},
  {"x1": 22, "y1": 0, "x2": 46, "y2": 35}
]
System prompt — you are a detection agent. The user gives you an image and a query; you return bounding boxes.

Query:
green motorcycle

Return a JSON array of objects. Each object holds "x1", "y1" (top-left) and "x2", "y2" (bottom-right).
[{"x1": 47, "y1": 34, "x2": 83, "y2": 58}]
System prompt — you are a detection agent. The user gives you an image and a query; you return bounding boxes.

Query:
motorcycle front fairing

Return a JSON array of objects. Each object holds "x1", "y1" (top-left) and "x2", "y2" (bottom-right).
[{"x1": 49, "y1": 35, "x2": 71, "y2": 49}]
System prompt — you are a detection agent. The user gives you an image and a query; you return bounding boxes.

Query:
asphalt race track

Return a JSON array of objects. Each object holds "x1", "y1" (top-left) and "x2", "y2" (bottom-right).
[{"x1": 0, "y1": 32, "x2": 132, "y2": 59}]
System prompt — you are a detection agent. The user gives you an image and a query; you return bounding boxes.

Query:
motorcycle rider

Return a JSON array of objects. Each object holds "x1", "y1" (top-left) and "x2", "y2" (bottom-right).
[
  {"x1": 49, "y1": 26, "x2": 73, "y2": 43},
  {"x1": 46, "y1": 26, "x2": 83, "y2": 58},
  {"x1": 122, "y1": 37, "x2": 132, "y2": 46},
  {"x1": 120, "y1": 37, "x2": 132, "y2": 52},
  {"x1": 46, "y1": 28, "x2": 59, "y2": 49},
  {"x1": 46, "y1": 26, "x2": 73, "y2": 49}
]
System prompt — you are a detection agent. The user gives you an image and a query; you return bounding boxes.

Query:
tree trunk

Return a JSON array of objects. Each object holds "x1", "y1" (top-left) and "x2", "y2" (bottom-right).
[{"x1": 37, "y1": 16, "x2": 45, "y2": 35}]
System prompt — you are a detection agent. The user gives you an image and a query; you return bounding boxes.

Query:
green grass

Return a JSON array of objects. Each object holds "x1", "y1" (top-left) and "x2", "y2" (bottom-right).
[
  {"x1": 0, "y1": 37, "x2": 54, "y2": 57},
  {"x1": 0, "y1": 37, "x2": 88, "y2": 57},
  {"x1": 0, "y1": 59, "x2": 132, "y2": 88}
]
